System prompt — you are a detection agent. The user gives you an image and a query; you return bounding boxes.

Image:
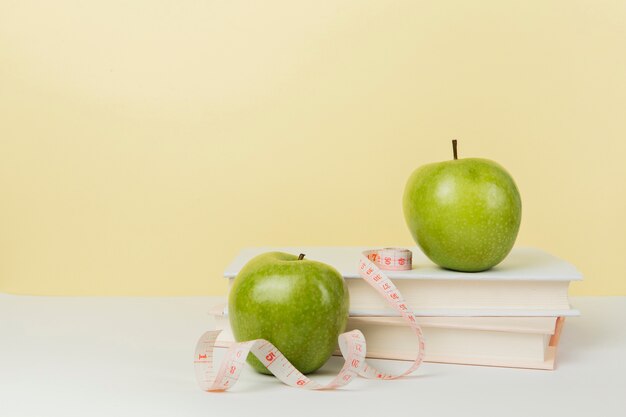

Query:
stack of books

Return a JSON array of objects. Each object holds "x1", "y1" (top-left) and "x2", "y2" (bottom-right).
[{"x1": 211, "y1": 246, "x2": 582, "y2": 370}]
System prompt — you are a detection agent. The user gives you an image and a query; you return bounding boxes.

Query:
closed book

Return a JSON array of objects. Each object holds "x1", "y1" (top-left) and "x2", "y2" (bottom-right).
[
  {"x1": 210, "y1": 306, "x2": 565, "y2": 370},
  {"x1": 223, "y1": 246, "x2": 582, "y2": 316},
  {"x1": 343, "y1": 316, "x2": 565, "y2": 370}
]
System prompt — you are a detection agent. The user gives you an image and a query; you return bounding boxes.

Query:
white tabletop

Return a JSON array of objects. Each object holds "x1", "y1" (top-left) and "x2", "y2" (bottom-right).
[{"x1": 1, "y1": 294, "x2": 624, "y2": 417}]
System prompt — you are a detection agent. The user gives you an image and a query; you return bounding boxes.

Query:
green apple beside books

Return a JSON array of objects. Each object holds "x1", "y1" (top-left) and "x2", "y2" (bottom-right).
[{"x1": 228, "y1": 252, "x2": 349, "y2": 374}]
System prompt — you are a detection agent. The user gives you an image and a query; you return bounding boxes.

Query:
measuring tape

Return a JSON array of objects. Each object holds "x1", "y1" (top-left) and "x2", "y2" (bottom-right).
[{"x1": 194, "y1": 248, "x2": 424, "y2": 391}]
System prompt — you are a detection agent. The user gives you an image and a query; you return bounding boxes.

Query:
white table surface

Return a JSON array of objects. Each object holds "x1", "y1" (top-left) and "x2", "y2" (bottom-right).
[{"x1": 1, "y1": 294, "x2": 624, "y2": 417}]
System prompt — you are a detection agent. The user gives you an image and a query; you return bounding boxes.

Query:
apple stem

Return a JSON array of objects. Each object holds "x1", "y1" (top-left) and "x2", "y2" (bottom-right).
[
  {"x1": 452, "y1": 139, "x2": 458, "y2": 160},
  {"x1": 298, "y1": 253, "x2": 305, "y2": 260}
]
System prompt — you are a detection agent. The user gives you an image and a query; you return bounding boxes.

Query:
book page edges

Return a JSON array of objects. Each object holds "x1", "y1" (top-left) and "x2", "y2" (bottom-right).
[
  {"x1": 216, "y1": 304, "x2": 581, "y2": 318},
  {"x1": 210, "y1": 316, "x2": 564, "y2": 371},
  {"x1": 210, "y1": 341, "x2": 558, "y2": 371}
]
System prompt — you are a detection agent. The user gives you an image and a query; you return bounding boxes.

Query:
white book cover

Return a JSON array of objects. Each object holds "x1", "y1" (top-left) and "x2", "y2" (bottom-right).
[
  {"x1": 210, "y1": 304, "x2": 559, "y2": 333},
  {"x1": 222, "y1": 246, "x2": 581, "y2": 316},
  {"x1": 224, "y1": 246, "x2": 583, "y2": 281}
]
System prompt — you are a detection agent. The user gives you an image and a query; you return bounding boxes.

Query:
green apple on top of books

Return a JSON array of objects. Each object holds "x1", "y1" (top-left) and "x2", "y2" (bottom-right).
[
  {"x1": 403, "y1": 140, "x2": 522, "y2": 272},
  {"x1": 228, "y1": 252, "x2": 349, "y2": 375}
]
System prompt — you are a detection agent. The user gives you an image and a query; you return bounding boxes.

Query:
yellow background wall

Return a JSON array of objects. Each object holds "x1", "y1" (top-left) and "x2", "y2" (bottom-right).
[{"x1": 1, "y1": 1, "x2": 624, "y2": 296}]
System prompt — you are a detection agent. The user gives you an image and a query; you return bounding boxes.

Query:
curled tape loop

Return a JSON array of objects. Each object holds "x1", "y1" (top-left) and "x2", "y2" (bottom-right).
[{"x1": 194, "y1": 248, "x2": 424, "y2": 391}]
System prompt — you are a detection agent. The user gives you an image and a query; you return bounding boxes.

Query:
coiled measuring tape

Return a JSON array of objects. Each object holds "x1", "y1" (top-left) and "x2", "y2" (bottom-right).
[{"x1": 194, "y1": 248, "x2": 424, "y2": 391}]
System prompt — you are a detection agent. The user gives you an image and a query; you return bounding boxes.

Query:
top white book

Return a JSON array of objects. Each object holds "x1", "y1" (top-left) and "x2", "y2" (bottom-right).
[{"x1": 224, "y1": 246, "x2": 583, "y2": 282}]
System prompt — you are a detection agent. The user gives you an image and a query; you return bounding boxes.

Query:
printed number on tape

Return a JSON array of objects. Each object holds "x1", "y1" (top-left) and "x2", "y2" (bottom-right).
[{"x1": 194, "y1": 248, "x2": 424, "y2": 391}]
